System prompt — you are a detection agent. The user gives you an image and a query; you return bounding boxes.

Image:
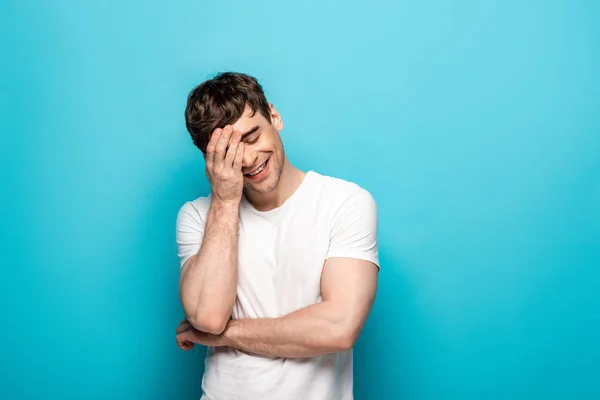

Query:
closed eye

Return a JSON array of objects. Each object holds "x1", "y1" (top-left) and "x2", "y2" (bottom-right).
[
  {"x1": 244, "y1": 133, "x2": 260, "y2": 144},
  {"x1": 241, "y1": 126, "x2": 260, "y2": 143}
]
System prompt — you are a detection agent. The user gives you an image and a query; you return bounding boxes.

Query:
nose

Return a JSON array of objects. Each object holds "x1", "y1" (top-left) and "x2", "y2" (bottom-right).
[{"x1": 242, "y1": 147, "x2": 257, "y2": 170}]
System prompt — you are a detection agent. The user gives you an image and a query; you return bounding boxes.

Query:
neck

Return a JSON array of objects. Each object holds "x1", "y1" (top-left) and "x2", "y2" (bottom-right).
[{"x1": 243, "y1": 157, "x2": 306, "y2": 212}]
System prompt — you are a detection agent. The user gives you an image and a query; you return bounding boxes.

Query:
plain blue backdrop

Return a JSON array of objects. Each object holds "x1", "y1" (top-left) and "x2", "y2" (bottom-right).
[{"x1": 1, "y1": 1, "x2": 599, "y2": 399}]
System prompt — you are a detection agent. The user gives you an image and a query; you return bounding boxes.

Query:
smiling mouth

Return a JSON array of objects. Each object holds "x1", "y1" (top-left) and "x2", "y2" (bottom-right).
[{"x1": 245, "y1": 158, "x2": 269, "y2": 177}]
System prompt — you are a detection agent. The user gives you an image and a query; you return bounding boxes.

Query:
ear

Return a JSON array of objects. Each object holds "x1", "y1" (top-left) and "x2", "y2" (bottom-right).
[{"x1": 269, "y1": 103, "x2": 284, "y2": 131}]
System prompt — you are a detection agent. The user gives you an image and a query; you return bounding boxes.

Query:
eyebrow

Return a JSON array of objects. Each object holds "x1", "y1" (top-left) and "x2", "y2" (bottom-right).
[{"x1": 241, "y1": 126, "x2": 260, "y2": 140}]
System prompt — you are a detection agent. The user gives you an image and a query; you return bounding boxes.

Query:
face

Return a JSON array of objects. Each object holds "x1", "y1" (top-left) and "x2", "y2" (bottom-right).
[{"x1": 230, "y1": 104, "x2": 285, "y2": 194}]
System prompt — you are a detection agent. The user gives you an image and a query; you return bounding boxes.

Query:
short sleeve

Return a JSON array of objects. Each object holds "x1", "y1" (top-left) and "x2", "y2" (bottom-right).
[
  {"x1": 326, "y1": 188, "x2": 379, "y2": 268},
  {"x1": 175, "y1": 200, "x2": 207, "y2": 268}
]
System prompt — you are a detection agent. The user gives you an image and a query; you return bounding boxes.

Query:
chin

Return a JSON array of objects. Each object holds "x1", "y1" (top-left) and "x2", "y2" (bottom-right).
[
  {"x1": 248, "y1": 170, "x2": 282, "y2": 194},
  {"x1": 247, "y1": 179, "x2": 278, "y2": 194}
]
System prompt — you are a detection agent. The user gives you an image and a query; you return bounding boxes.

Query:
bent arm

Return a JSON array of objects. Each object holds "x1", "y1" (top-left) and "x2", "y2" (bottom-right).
[
  {"x1": 180, "y1": 200, "x2": 239, "y2": 334},
  {"x1": 222, "y1": 257, "x2": 378, "y2": 358}
]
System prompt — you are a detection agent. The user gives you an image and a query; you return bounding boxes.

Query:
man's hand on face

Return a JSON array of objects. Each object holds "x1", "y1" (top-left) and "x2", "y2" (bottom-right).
[
  {"x1": 175, "y1": 318, "x2": 225, "y2": 351},
  {"x1": 205, "y1": 125, "x2": 245, "y2": 205}
]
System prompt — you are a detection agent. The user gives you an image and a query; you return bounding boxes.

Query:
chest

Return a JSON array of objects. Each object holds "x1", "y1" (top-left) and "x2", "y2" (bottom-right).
[{"x1": 236, "y1": 207, "x2": 331, "y2": 316}]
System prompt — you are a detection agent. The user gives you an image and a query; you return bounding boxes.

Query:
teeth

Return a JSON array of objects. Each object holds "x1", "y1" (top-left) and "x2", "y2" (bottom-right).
[{"x1": 249, "y1": 160, "x2": 267, "y2": 176}]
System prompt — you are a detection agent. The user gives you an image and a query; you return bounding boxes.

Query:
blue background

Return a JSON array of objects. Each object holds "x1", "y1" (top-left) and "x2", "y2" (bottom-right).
[{"x1": 1, "y1": 1, "x2": 599, "y2": 399}]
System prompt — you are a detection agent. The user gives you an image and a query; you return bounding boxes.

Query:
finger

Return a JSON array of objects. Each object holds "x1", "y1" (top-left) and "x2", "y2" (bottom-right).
[
  {"x1": 183, "y1": 341, "x2": 194, "y2": 350},
  {"x1": 176, "y1": 321, "x2": 190, "y2": 334},
  {"x1": 175, "y1": 324, "x2": 190, "y2": 335},
  {"x1": 177, "y1": 337, "x2": 193, "y2": 351},
  {"x1": 233, "y1": 142, "x2": 244, "y2": 170},
  {"x1": 176, "y1": 319, "x2": 187, "y2": 329},
  {"x1": 177, "y1": 332, "x2": 196, "y2": 350},
  {"x1": 214, "y1": 126, "x2": 233, "y2": 169},
  {"x1": 206, "y1": 128, "x2": 223, "y2": 166},
  {"x1": 177, "y1": 317, "x2": 188, "y2": 328},
  {"x1": 176, "y1": 333, "x2": 187, "y2": 347},
  {"x1": 225, "y1": 130, "x2": 242, "y2": 167}
]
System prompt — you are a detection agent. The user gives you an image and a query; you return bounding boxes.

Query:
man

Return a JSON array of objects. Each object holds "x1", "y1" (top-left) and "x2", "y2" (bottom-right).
[{"x1": 174, "y1": 72, "x2": 379, "y2": 400}]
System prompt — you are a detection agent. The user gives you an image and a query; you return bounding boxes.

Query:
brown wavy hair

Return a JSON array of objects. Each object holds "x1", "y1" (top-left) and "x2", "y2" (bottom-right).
[{"x1": 184, "y1": 72, "x2": 272, "y2": 153}]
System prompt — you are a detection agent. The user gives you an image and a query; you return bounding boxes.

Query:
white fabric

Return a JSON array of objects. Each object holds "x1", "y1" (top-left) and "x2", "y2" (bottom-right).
[{"x1": 175, "y1": 170, "x2": 379, "y2": 400}]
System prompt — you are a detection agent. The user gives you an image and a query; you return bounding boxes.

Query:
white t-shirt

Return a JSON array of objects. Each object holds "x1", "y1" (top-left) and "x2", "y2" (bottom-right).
[{"x1": 175, "y1": 170, "x2": 379, "y2": 400}]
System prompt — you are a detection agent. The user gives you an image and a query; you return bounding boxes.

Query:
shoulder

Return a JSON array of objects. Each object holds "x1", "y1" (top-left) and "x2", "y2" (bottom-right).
[
  {"x1": 176, "y1": 195, "x2": 212, "y2": 227},
  {"x1": 314, "y1": 172, "x2": 379, "y2": 265},
  {"x1": 309, "y1": 171, "x2": 377, "y2": 210}
]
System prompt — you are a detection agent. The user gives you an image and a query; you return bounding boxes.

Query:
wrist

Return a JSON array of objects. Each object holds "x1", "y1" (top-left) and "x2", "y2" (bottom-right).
[
  {"x1": 220, "y1": 319, "x2": 238, "y2": 347},
  {"x1": 211, "y1": 197, "x2": 240, "y2": 213}
]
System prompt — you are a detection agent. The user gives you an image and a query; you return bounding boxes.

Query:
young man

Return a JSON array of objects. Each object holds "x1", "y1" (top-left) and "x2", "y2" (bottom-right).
[{"x1": 175, "y1": 72, "x2": 379, "y2": 400}]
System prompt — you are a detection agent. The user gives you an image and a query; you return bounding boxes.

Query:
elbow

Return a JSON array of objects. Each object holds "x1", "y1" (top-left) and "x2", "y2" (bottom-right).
[
  {"x1": 332, "y1": 324, "x2": 361, "y2": 352},
  {"x1": 187, "y1": 312, "x2": 229, "y2": 335},
  {"x1": 180, "y1": 289, "x2": 230, "y2": 335}
]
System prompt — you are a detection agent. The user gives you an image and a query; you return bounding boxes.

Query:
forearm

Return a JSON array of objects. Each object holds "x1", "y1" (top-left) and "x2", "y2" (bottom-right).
[
  {"x1": 180, "y1": 200, "x2": 239, "y2": 333},
  {"x1": 222, "y1": 301, "x2": 356, "y2": 358}
]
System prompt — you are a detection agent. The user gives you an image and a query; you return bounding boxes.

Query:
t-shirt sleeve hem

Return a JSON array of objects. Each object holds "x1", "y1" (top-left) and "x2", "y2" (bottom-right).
[
  {"x1": 325, "y1": 251, "x2": 380, "y2": 269},
  {"x1": 179, "y1": 254, "x2": 193, "y2": 269}
]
